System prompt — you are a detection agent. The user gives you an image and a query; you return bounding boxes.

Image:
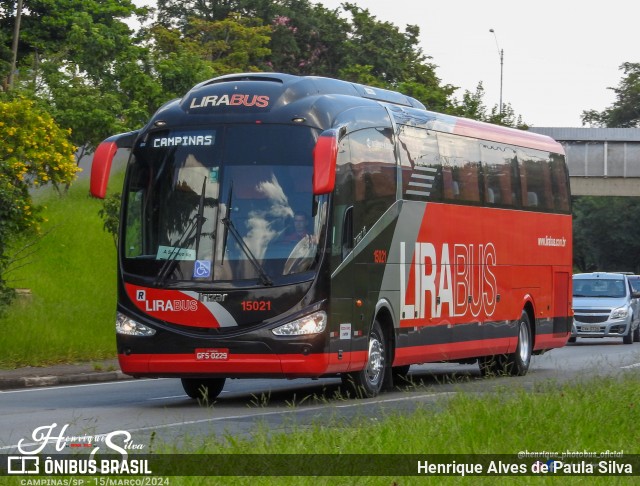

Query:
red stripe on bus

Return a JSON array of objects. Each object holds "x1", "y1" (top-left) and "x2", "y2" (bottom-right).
[
  {"x1": 393, "y1": 337, "x2": 514, "y2": 367},
  {"x1": 118, "y1": 351, "x2": 367, "y2": 377},
  {"x1": 124, "y1": 283, "x2": 221, "y2": 328}
]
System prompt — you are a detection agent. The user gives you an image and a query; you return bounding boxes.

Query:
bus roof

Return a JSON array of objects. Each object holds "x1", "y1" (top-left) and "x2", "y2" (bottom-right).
[{"x1": 150, "y1": 73, "x2": 564, "y2": 155}]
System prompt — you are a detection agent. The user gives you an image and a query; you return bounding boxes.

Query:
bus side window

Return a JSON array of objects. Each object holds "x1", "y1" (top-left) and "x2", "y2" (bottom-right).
[
  {"x1": 518, "y1": 148, "x2": 554, "y2": 211},
  {"x1": 438, "y1": 133, "x2": 481, "y2": 204},
  {"x1": 480, "y1": 143, "x2": 517, "y2": 208},
  {"x1": 349, "y1": 128, "x2": 396, "y2": 234},
  {"x1": 550, "y1": 154, "x2": 571, "y2": 212},
  {"x1": 397, "y1": 125, "x2": 441, "y2": 201},
  {"x1": 442, "y1": 165, "x2": 455, "y2": 199}
]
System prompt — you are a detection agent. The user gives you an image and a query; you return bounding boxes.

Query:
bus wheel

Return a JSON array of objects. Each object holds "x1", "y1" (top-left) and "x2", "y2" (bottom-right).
[
  {"x1": 181, "y1": 377, "x2": 226, "y2": 400},
  {"x1": 505, "y1": 310, "x2": 533, "y2": 376},
  {"x1": 342, "y1": 320, "x2": 386, "y2": 398}
]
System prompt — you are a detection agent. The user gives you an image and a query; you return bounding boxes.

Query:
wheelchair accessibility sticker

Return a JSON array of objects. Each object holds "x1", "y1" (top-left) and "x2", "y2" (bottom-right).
[{"x1": 193, "y1": 260, "x2": 212, "y2": 278}]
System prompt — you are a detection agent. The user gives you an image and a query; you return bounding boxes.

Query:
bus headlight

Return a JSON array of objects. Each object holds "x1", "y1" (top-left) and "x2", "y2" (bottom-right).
[
  {"x1": 272, "y1": 311, "x2": 327, "y2": 336},
  {"x1": 611, "y1": 307, "x2": 629, "y2": 320},
  {"x1": 116, "y1": 312, "x2": 156, "y2": 336}
]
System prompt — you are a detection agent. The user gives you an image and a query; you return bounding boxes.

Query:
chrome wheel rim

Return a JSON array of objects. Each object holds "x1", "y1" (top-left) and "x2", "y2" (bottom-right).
[
  {"x1": 518, "y1": 320, "x2": 531, "y2": 364},
  {"x1": 365, "y1": 335, "x2": 384, "y2": 386}
]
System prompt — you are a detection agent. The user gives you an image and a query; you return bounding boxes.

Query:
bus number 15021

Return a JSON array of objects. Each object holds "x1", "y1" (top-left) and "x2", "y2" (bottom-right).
[{"x1": 241, "y1": 300, "x2": 272, "y2": 311}]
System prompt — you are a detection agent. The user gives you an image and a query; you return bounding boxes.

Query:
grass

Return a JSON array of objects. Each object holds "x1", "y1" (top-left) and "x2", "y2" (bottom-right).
[
  {"x1": 141, "y1": 373, "x2": 640, "y2": 484},
  {"x1": 3, "y1": 373, "x2": 638, "y2": 485},
  {"x1": 0, "y1": 175, "x2": 123, "y2": 368}
]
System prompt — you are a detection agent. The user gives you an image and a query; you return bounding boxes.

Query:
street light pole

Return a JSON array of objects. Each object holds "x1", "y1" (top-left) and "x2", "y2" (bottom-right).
[{"x1": 489, "y1": 28, "x2": 503, "y2": 115}]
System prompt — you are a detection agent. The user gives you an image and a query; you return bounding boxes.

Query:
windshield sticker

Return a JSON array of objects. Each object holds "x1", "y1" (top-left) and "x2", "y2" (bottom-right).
[
  {"x1": 152, "y1": 133, "x2": 214, "y2": 148},
  {"x1": 209, "y1": 167, "x2": 219, "y2": 183},
  {"x1": 193, "y1": 260, "x2": 212, "y2": 279},
  {"x1": 156, "y1": 246, "x2": 196, "y2": 261}
]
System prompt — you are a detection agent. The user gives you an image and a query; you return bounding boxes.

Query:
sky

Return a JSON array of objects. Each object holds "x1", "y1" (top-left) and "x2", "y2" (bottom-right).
[{"x1": 316, "y1": 0, "x2": 635, "y2": 127}]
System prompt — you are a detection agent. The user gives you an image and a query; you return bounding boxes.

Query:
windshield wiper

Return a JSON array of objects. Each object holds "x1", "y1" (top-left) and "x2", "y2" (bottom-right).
[
  {"x1": 155, "y1": 177, "x2": 207, "y2": 286},
  {"x1": 220, "y1": 182, "x2": 273, "y2": 286}
]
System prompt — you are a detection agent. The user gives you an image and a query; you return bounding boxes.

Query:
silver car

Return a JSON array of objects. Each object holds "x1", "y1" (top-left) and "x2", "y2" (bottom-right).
[{"x1": 571, "y1": 272, "x2": 640, "y2": 344}]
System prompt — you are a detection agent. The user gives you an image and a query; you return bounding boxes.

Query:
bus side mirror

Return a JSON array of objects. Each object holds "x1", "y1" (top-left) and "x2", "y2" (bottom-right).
[
  {"x1": 90, "y1": 131, "x2": 138, "y2": 199},
  {"x1": 90, "y1": 141, "x2": 118, "y2": 199},
  {"x1": 313, "y1": 130, "x2": 338, "y2": 195}
]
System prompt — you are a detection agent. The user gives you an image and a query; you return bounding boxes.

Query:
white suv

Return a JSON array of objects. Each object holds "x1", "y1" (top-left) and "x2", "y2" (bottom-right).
[{"x1": 571, "y1": 272, "x2": 640, "y2": 344}]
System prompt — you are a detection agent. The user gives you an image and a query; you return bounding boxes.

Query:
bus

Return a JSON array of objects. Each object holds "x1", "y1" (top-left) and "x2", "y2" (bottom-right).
[{"x1": 90, "y1": 73, "x2": 572, "y2": 399}]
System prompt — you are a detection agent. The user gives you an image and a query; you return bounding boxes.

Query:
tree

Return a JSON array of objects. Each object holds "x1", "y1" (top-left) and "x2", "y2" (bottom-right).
[
  {"x1": 572, "y1": 196, "x2": 640, "y2": 273},
  {"x1": 185, "y1": 14, "x2": 271, "y2": 73},
  {"x1": 582, "y1": 62, "x2": 640, "y2": 128},
  {"x1": 577, "y1": 62, "x2": 640, "y2": 272},
  {"x1": 148, "y1": 23, "x2": 215, "y2": 99},
  {"x1": 452, "y1": 82, "x2": 527, "y2": 128},
  {"x1": 1, "y1": 0, "x2": 157, "y2": 165},
  {"x1": 0, "y1": 96, "x2": 79, "y2": 310},
  {"x1": 148, "y1": 12, "x2": 272, "y2": 90}
]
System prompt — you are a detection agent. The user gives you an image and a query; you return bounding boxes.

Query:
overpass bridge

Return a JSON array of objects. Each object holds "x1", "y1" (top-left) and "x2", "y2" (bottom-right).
[{"x1": 528, "y1": 127, "x2": 640, "y2": 196}]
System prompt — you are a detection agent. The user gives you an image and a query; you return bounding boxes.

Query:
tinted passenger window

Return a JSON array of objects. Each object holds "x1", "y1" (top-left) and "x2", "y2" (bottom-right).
[
  {"x1": 480, "y1": 142, "x2": 518, "y2": 207},
  {"x1": 438, "y1": 133, "x2": 481, "y2": 204},
  {"x1": 550, "y1": 154, "x2": 571, "y2": 213},
  {"x1": 348, "y1": 128, "x2": 397, "y2": 233},
  {"x1": 517, "y1": 148, "x2": 554, "y2": 211},
  {"x1": 397, "y1": 125, "x2": 442, "y2": 201}
]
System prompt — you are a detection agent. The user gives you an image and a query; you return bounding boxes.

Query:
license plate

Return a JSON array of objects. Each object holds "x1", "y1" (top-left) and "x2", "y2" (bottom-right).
[
  {"x1": 581, "y1": 326, "x2": 600, "y2": 332},
  {"x1": 195, "y1": 348, "x2": 229, "y2": 361}
]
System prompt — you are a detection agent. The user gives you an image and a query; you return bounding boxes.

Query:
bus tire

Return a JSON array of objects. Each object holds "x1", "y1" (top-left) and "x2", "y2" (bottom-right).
[
  {"x1": 504, "y1": 310, "x2": 533, "y2": 376},
  {"x1": 181, "y1": 377, "x2": 226, "y2": 400},
  {"x1": 342, "y1": 320, "x2": 387, "y2": 398}
]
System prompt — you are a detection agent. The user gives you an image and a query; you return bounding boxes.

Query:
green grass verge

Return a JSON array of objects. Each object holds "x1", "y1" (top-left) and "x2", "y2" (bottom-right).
[
  {"x1": 0, "y1": 176, "x2": 123, "y2": 368},
  {"x1": 150, "y1": 374, "x2": 640, "y2": 484},
  {"x1": 4, "y1": 374, "x2": 635, "y2": 485}
]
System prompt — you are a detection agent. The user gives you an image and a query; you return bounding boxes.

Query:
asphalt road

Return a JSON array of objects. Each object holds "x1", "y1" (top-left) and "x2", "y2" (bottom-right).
[{"x1": 1, "y1": 338, "x2": 639, "y2": 455}]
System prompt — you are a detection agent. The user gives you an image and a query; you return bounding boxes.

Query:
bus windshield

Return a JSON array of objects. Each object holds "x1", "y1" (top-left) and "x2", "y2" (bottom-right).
[{"x1": 121, "y1": 124, "x2": 325, "y2": 284}]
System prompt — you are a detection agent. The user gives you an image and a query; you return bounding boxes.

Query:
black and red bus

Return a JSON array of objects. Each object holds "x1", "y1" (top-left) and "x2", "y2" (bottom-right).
[{"x1": 91, "y1": 73, "x2": 572, "y2": 399}]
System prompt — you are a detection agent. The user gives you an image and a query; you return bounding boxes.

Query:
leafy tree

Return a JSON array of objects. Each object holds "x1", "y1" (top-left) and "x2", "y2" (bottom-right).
[
  {"x1": 572, "y1": 196, "x2": 640, "y2": 273},
  {"x1": 582, "y1": 62, "x2": 640, "y2": 128},
  {"x1": 452, "y1": 82, "x2": 526, "y2": 128},
  {"x1": 186, "y1": 14, "x2": 271, "y2": 73},
  {"x1": 149, "y1": 23, "x2": 215, "y2": 99},
  {"x1": 576, "y1": 63, "x2": 640, "y2": 272},
  {"x1": 340, "y1": 3, "x2": 426, "y2": 86},
  {"x1": 264, "y1": 2, "x2": 349, "y2": 76},
  {"x1": 1, "y1": 0, "x2": 157, "y2": 165},
  {"x1": 98, "y1": 192, "x2": 122, "y2": 248},
  {"x1": 42, "y1": 71, "x2": 128, "y2": 163},
  {"x1": 0, "y1": 96, "x2": 79, "y2": 310},
  {"x1": 148, "y1": 12, "x2": 272, "y2": 92}
]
